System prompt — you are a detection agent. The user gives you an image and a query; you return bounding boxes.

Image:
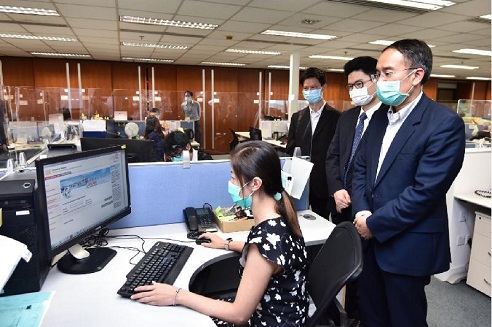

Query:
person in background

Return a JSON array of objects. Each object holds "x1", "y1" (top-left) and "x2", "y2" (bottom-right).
[
  {"x1": 352, "y1": 39, "x2": 465, "y2": 327},
  {"x1": 143, "y1": 116, "x2": 165, "y2": 161},
  {"x1": 181, "y1": 90, "x2": 202, "y2": 145},
  {"x1": 0, "y1": 99, "x2": 7, "y2": 153},
  {"x1": 149, "y1": 107, "x2": 160, "y2": 118},
  {"x1": 326, "y1": 56, "x2": 385, "y2": 323},
  {"x1": 286, "y1": 67, "x2": 340, "y2": 219},
  {"x1": 164, "y1": 130, "x2": 212, "y2": 162},
  {"x1": 131, "y1": 141, "x2": 309, "y2": 327}
]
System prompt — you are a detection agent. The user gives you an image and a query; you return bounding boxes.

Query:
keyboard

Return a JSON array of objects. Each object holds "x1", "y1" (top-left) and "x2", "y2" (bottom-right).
[{"x1": 117, "y1": 241, "x2": 193, "y2": 298}]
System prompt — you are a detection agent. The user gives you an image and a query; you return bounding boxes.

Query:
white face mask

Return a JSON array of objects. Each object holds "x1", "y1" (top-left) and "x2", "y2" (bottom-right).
[
  {"x1": 185, "y1": 96, "x2": 192, "y2": 103},
  {"x1": 349, "y1": 85, "x2": 374, "y2": 106}
]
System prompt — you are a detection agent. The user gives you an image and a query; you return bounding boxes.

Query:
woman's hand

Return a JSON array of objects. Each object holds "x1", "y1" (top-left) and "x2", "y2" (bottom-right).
[
  {"x1": 197, "y1": 232, "x2": 225, "y2": 249},
  {"x1": 131, "y1": 281, "x2": 178, "y2": 306}
]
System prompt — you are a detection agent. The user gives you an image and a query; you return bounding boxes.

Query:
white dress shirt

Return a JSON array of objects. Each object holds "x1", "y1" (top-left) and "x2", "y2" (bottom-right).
[{"x1": 309, "y1": 102, "x2": 325, "y2": 135}]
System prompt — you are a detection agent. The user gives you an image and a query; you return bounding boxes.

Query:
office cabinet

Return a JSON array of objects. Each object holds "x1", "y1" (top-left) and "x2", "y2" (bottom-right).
[{"x1": 466, "y1": 212, "x2": 491, "y2": 296}]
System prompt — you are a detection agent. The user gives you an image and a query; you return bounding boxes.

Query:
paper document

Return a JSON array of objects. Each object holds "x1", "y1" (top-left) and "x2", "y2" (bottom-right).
[
  {"x1": 0, "y1": 235, "x2": 32, "y2": 291},
  {"x1": 282, "y1": 157, "x2": 313, "y2": 199},
  {"x1": 0, "y1": 291, "x2": 55, "y2": 327}
]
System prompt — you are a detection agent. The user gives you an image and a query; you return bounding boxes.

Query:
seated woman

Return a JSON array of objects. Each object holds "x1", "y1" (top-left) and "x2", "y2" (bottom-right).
[
  {"x1": 131, "y1": 141, "x2": 309, "y2": 326},
  {"x1": 143, "y1": 116, "x2": 165, "y2": 161}
]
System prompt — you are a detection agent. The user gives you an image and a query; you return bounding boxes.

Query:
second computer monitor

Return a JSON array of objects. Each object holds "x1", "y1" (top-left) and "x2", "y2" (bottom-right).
[{"x1": 80, "y1": 137, "x2": 157, "y2": 163}]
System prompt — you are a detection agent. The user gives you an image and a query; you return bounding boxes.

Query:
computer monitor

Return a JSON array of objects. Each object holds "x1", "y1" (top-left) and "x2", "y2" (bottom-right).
[
  {"x1": 35, "y1": 146, "x2": 131, "y2": 274},
  {"x1": 80, "y1": 137, "x2": 157, "y2": 163}
]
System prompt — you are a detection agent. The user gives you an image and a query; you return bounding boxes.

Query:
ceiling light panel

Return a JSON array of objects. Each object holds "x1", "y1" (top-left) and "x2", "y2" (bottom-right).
[
  {"x1": 120, "y1": 16, "x2": 218, "y2": 30},
  {"x1": 30, "y1": 52, "x2": 90, "y2": 58},
  {"x1": 367, "y1": 0, "x2": 455, "y2": 11},
  {"x1": 201, "y1": 62, "x2": 246, "y2": 66},
  {"x1": 121, "y1": 42, "x2": 188, "y2": 50},
  {"x1": 261, "y1": 30, "x2": 337, "y2": 40},
  {"x1": 452, "y1": 49, "x2": 492, "y2": 56},
  {"x1": 441, "y1": 64, "x2": 479, "y2": 70},
  {"x1": 479, "y1": 14, "x2": 491, "y2": 20},
  {"x1": 369, "y1": 40, "x2": 435, "y2": 47},
  {"x1": 430, "y1": 74, "x2": 456, "y2": 78},
  {"x1": 309, "y1": 55, "x2": 354, "y2": 60},
  {"x1": 0, "y1": 34, "x2": 76, "y2": 42},
  {"x1": 122, "y1": 57, "x2": 174, "y2": 63},
  {"x1": 0, "y1": 5, "x2": 59, "y2": 16},
  {"x1": 226, "y1": 49, "x2": 281, "y2": 55},
  {"x1": 268, "y1": 65, "x2": 307, "y2": 69},
  {"x1": 466, "y1": 77, "x2": 491, "y2": 80}
]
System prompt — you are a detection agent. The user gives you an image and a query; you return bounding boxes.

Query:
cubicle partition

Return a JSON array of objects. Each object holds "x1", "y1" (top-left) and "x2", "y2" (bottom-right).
[{"x1": 110, "y1": 158, "x2": 309, "y2": 229}]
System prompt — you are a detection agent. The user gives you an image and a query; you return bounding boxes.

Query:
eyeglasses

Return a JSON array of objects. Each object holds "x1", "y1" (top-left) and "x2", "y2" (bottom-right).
[
  {"x1": 345, "y1": 79, "x2": 373, "y2": 91},
  {"x1": 372, "y1": 67, "x2": 420, "y2": 81}
]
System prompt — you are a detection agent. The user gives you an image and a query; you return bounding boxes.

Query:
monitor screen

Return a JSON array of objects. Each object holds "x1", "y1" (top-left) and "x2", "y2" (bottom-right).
[
  {"x1": 35, "y1": 146, "x2": 131, "y2": 274},
  {"x1": 80, "y1": 137, "x2": 157, "y2": 163}
]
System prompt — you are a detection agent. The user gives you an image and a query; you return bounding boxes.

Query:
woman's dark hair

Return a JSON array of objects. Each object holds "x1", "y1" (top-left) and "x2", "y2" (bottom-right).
[
  {"x1": 144, "y1": 116, "x2": 164, "y2": 139},
  {"x1": 230, "y1": 141, "x2": 302, "y2": 238},
  {"x1": 164, "y1": 130, "x2": 190, "y2": 157}
]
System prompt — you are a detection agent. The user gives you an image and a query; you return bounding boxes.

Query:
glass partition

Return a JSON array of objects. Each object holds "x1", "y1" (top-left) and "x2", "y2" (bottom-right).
[{"x1": 457, "y1": 99, "x2": 491, "y2": 144}]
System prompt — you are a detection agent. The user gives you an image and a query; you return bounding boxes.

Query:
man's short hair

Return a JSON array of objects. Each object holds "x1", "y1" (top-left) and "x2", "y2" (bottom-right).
[
  {"x1": 150, "y1": 107, "x2": 159, "y2": 114},
  {"x1": 300, "y1": 67, "x2": 326, "y2": 86},
  {"x1": 344, "y1": 56, "x2": 378, "y2": 78},
  {"x1": 383, "y1": 39, "x2": 433, "y2": 85},
  {"x1": 184, "y1": 90, "x2": 193, "y2": 97},
  {"x1": 164, "y1": 130, "x2": 190, "y2": 155}
]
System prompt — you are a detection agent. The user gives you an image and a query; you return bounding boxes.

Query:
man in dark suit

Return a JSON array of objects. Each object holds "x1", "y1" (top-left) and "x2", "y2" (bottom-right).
[
  {"x1": 352, "y1": 39, "x2": 465, "y2": 327},
  {"x1": 326, "y1": 56, "x2": 385, "y2": 322},
  {"x1": 327, "y1": 56, "x2": 385, "y2": 225},
  {"x1": 286, "y1": 67, "x2": 340, "y2": 219}
]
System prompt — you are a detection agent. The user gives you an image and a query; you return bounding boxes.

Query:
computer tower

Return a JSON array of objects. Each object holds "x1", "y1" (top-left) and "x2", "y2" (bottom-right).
[{"x1": 0, "y1": 179, "x2": 50, "y2": 296}]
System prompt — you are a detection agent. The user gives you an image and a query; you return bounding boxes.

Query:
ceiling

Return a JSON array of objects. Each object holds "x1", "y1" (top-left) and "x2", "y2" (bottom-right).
[{"x1": 0, "y1": 0, "x2": 490, "y2": 79}]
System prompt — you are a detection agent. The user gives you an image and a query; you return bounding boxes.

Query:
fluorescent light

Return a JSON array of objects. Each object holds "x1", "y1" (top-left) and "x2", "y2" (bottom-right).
[
  {"x1": 261, "y1": 30, "x2": 337, "y2": 40},
  {"x1": 0, "y1": 34, "x2": 76, "y2": 42},
  {"x1": 120, "y1": 15, "x2": 218, "y2": 30},
  {"x1": 367, "y1": 0, "x2": 455, "y2": 11},
  {"x1": 30, "y1": 52, "x2": 91, "y2": 58},
  {"x1": 430, "y1": 74, "x2": 456, "y2": 78},
  {"x1": 466, "y1": 77, "x2": 491, "y2": 81},
  {"x1": 121, "y1": 42, "x2": 188, "y2": 50},
  {"x1": 201, "y1": 62, "x2": 246, "y2": 67},
  {"x1": 369, "y1": 39, "x2": 435, "y2": 47},
  {"x1": 226, "y1": 49, "x2": 281, "y2": 55},
  {"x1": 122, "y1": 57, "x2": 174, "y2": 63},
  {"x1": 0, "y1": 5, "x2": 58, "y2": 16},
  {"x1": 453, "y1": 49, "x2": 492, "y2": 56},
  {"x1": 328, "y1": 68, "x2": 344, "y2": 72},
  {"x1": 309, "y1": 55, "x2": 353, "y2": 61},
  {"x1": 441, "y1": 64, "x2": 479, "y2": 70},
  {"x1": 268, "y1": 65, "x2": 307, "y2": 70},
  {"x1": 480, "y1": 14, "x2": 491, "y2": 20}
]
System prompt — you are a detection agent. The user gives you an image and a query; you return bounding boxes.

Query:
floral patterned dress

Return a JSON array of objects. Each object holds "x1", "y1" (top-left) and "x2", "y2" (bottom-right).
[{"x1": 239, "y1": 216, "x2": 309, "y2": 327}]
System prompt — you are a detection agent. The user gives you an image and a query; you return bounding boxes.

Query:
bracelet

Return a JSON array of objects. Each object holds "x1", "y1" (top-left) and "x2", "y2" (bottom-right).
[
  {"x1": 224, "y1": 238, "x2": 233, "y2": 251},
  {"x1": 173, "y1": 287, "x2": 181, "y2": 306}
]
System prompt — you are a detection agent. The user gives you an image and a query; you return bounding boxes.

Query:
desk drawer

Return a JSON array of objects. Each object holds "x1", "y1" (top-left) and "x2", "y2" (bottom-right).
[
  {"x1": 470, "y1": 233, "x2": 491, "y2": 267},
  {"x1": 467, "y1": 259, "x2": 491, "y2": 296},
  {"x1": 474, "y1": 212, "x2": 491, "y2": 238}
]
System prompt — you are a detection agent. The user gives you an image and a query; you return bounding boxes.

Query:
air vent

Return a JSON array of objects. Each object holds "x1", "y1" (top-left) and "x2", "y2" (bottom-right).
[
  {"x1": 326, "y1": 0, "x2": 428, "y2": 14},
  {"x1": 468, "y1": 17, "x2": 491, "y2": 25}
]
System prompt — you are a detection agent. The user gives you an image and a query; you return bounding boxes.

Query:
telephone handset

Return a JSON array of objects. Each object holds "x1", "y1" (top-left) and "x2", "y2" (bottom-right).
[{"x1": 183, "y1": 206, "x2": 218, "y2": 239}]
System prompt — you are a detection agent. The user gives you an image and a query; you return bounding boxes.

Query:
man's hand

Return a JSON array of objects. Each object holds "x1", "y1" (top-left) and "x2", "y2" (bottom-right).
[
  {"x1": 353, "y1": 212, "x2": 373, "y2": 240},
  {"x1": 334, "y1": 189, "x2": 351, "y2": 213}
]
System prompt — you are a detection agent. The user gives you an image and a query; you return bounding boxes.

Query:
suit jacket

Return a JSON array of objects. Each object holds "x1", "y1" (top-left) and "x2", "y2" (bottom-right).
[
  {"x1": 286, "y1": 103, "x2": 340, "y2": 199},
  {"x1": 352, "y1": 94, "x2": 465, "y2": 276}
]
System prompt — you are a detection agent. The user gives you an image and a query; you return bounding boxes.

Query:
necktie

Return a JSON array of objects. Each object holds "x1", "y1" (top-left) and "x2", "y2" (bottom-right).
[{"x1": 344, "y1": 112, "x2": 367, "y2": 188}]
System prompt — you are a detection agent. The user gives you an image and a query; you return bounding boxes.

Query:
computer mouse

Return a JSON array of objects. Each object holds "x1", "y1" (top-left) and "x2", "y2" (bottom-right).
[
  {"x1": 195, "y1": 237, "x2": 212, "y2": 245},
  {"x1": 302, "y1": 213, "x2": 316, "y2": 220}
]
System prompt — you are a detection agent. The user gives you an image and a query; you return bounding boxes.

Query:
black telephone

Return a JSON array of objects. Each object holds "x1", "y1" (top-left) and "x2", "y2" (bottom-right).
[{"x1": 183, "y1": 207, "x2": 218, "y2": 238}]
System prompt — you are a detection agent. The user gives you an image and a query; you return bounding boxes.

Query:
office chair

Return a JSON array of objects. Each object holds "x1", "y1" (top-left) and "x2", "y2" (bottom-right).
[
  {"x1": 249, "y1": 127, "x2": 262, "y2": 140},
  {"x1": 229, "y1": 128, "x2": 239, "y2": 151},
  {"x1": 305, "y1": 221, "x2": 363, "y2": 327}
]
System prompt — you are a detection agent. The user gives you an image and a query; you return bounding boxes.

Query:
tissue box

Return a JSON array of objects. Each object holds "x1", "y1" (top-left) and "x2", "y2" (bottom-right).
[{"x1": 213, "y1": 206, "x2": 254, "y2": 233}]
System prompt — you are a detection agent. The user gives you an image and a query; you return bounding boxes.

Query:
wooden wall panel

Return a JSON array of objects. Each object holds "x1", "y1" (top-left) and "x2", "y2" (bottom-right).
[
  {"x1": 423, "y1": 78, "x2": 438, "y2": 101},
  {"x1": 111, "y1": 62, "x2": 145, "y2": 119},
  {"x1": 456, "y1": 81, "x2": 473, "y2": 100},
  {"x1": 237, "y1": 69, "x2": 262, "y2": 130},
  {"x1": 473, "y1": 81, "x2": 490, "y2": 100},
  {"x1": 325, "y1": 72, "x2": 349, "y2": 111},
  {"x1": 0, "y1": 57, "x2": 34, "y2": 86},
  {"x1": 150, "y1": 64, "x2": 177, "y2": 120}
]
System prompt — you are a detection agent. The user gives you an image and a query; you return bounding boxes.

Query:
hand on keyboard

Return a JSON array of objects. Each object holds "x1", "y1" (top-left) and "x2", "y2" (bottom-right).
[{"x1": 130, "y1": 281, "x2": 181, "y2": 306}]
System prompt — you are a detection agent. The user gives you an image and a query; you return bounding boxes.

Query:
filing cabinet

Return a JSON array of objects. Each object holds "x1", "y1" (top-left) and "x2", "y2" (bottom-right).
[{"x1": 466, "y1": 212, "x2": 491, "y2": 296}]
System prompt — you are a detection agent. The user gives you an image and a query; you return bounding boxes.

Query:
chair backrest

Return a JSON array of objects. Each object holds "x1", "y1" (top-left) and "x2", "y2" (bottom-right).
[
  {"x1": 229, "y1": 128, "x2": 239, "y2": 151},
  {"x1": 305, "y1": 221, "x2": 363, "y2": 327}
]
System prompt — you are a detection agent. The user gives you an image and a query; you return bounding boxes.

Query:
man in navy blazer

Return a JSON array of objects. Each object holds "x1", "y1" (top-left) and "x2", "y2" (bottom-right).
[
  {"x1": 352, "y1": 39, "x2": 465, "y2": 327},
  {"x1": 286, "y1": 67, "x2": 340, "y2": 219}
]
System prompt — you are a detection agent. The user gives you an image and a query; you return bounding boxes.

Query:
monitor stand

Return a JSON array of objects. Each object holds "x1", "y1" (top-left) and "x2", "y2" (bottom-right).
[{"x1": 57, "y1": 244, "x2": 117, "y2": 274}]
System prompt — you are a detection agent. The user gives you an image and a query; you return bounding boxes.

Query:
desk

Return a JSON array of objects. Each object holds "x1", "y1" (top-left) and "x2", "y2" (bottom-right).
[
  {"x1": 454, "y1": 192, "x2": 491, "y2": 209},
  {"x1": 40, "y1": 210, "x2": 334, "y2": 326},
  {"x1": 235, "y1": 131, "x2": 286, "y2": 149}
]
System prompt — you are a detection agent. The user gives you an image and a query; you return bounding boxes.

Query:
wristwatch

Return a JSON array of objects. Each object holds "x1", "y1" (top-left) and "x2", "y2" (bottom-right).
[{"x1": 224, "y1": 238, "x2": 233, "y2": 251}]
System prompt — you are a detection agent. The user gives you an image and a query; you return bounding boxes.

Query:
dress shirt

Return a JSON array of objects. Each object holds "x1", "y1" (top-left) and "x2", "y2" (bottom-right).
[
  {"x1": 309, "y1": 102, "x2": 325, "y2": 135},
  {"x1": 376, "y1": 92, "x2": 423, "y2": 179},
  {"x1": 355, "y1": 101, "x2": 381, "y2": 134}
]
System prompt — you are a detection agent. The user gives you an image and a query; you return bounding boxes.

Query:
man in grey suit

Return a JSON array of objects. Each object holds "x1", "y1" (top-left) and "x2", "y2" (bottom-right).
[{"x1": 352, "y1": 39, "x2": 465, "y2": 327}]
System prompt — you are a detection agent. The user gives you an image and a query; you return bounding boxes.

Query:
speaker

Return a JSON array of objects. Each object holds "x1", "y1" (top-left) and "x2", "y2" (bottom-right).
[{"x1": 0, "y1": 179, "x2": 50, "y2": 296}]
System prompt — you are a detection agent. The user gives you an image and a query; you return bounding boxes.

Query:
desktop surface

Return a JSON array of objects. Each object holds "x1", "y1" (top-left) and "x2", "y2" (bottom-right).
[{"x1": 40, "y1": 210, "x2": 333, "y2": 326}]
